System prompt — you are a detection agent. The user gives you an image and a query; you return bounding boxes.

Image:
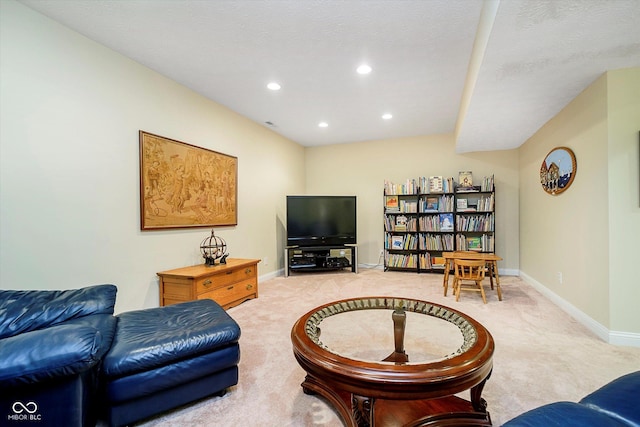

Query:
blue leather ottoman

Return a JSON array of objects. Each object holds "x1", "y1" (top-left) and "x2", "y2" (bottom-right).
[{"x1": 101, "y1": 299, "x2": 241, "y2": 427}]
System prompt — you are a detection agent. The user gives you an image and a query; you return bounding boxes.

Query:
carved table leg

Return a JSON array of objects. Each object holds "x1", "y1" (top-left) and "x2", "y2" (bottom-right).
[
  {"x1": 470, "y1": 369, "x2": 492, "y2": 412},
  {"x1": 352, "y1": 394, "x2": 374, "y2": 427}
]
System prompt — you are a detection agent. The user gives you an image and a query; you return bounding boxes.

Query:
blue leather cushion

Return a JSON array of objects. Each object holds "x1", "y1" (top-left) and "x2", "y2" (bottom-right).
[
  {"x1": 103, "y1": 299, "x2": 241, "y2": 377},
  {"x1": 579, "y1": 371, "x2": 640, "y2": 426},
  {"x1": 0, "y1": 284, "x2": 117, "y2": 339},
  {"x1": 502, "y1": 401, "x2": 630, "y2": 426},
  {"x1": 105, "y1": 344, "x2": 239, "y2": 402},
  {"x1": 0, "y1": 313, "x2": 116, "y2": 386}
]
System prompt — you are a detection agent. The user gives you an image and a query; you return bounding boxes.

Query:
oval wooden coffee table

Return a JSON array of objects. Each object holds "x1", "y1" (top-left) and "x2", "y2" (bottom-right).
[{"x1": 291, "y1": 297, "x2": 494, "y2": 427}]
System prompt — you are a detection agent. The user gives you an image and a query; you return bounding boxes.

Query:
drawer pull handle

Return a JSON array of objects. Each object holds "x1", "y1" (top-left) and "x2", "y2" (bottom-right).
[
  {"x1": 245, "y1": 268, "x2": 252, "y2": 274},
  {"x1": 227, "y1": 285, "x2": 234, "y2": 290},
  {"x1": 226, "y1": 271, "x2": 233, "y2": 275},
  {"x1": 246, "y1": 284, "x2": 253, "y2": 290},
  {"x1": 203, "y1": 280, "x2": 212, "y2": 287}
]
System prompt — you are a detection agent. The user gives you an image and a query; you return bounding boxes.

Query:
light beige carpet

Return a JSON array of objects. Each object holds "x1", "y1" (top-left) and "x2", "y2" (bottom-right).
[{"x1": 138, "y1": 268, "x2": 640, "y2": 426}]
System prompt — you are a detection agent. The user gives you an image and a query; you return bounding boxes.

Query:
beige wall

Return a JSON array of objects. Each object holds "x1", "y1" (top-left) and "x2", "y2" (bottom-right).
[
  {"x1": 304, "y1": 135, "x2": 520, "y2": 272},
  {"x1": 519, "y1": 68, "x2": 640, "y2": 338},
  {"x1": 607, "y1": 69, "x2": 640, "y2": 334},
  {"x1": 519, "y1": 74, "x2": 609, "y2": 325},
  {"x1": 0, "y1": 1, "x2": 305, "y2": 313}
]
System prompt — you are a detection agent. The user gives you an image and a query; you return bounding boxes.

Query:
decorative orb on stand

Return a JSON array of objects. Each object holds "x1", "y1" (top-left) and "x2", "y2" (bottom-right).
[{"x1": 200, "y1": 229, "x2": 228, "y2": 265}]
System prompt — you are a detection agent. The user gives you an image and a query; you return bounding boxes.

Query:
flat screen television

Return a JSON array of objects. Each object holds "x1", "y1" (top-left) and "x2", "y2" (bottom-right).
[{"x1": 286, "y1": 195, "x2": 357, "y2": 247}]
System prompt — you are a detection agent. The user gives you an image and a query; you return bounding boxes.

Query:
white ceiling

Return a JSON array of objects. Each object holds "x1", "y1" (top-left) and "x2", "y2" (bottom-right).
[{"x1": 19, "y1": 0, "x2": 640, "y2": 152}]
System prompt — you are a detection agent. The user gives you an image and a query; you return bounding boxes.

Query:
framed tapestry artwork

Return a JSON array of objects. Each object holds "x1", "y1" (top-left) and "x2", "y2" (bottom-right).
[
  {"x1": 539, "y1": 146, "x2": 577, "y2": 195},
  {"x1": 139, "y1": 131, "x2": 238, "y2": 230}
]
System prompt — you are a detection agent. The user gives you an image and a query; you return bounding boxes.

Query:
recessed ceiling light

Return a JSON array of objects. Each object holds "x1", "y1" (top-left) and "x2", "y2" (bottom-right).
[
  {"x1": 267, "y1": 82, "x2": 281, "y2": 90},
  {"x1": 382, "y1": 113, "x2": 393, "y2": 120},
  {"x1": 356, "y1": 64, "x2": 372, "y2": 75},
  {"x1": 318, "y1": 122, "x2": 329, "y2": 128}
]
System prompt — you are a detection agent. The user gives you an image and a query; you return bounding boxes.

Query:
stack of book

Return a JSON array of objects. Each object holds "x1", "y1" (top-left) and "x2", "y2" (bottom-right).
[
  {"x1": 388, "y1": 234, "x2": 418, "y2": 250},
  {"x1": 384, "y1": 179, "x2": 417, "y2": 195},
  {"x1": 481, "y1": 174, "x2": 495, "y2": 192},
  {"x1": 386, "y1": 254, "x2": 418, "y2": 268},
  {"x1": 419, "y1": 234, "x2": 454, "y2": 251},
  {"x1": 477, "y1": 194, "x2": 494, "y2": 211},
  {"x1": 385, "y1": 195, "x2": 399, "y2": 212},
  {"x1": 456, "y1": 213, "x2": 494, "y2": 232},
  {"x1": 419, "y1": 176, "x2": 456, "y2": 194}
]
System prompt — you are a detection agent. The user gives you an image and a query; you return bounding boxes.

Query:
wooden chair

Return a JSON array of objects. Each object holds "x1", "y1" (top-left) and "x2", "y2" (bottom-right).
[
  {"x1": 453, "y1": 259, "x2": 488, "y2": 304},
  {"x1": 444, "y1": 251, "x2": 481, "y2": 297}
]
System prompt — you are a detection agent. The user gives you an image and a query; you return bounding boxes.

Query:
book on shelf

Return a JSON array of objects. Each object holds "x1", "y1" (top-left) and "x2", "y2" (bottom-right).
[
  {"x1": 443, "y1": 177, "x2": 455, "y2": 193},
  {"x1": 428, "y1": 176, "x2": 443, "y2": 193},
  {"x1": 385, "y1": 195, "x2": 399, "y2": 210},
  {"x1": 400, "y1": 200, "x2": 418, "y2": 213},
  {"x1": 438, "y1": 194, "x2": 454, "y2": 211},
  {"x1": 391, "y1": 235, "x2": 404, "y2": 250},
  {"x1": 386, "y1": 253, "x2": 418, "y2": 269},
  {"x1": 431, "y1": 256, "x2": 446, "y2": 269},
  {"x1": 481, "y1": 174, "x2": 495, "y2": 192},
  {"x1": 395, "y1": 215, "x2": 408, "y2": 231},
  {"x1": 477, "y1": 194, "x2": 494, "y2": 211},
  {"x1": 459, "y1": 171, "x2": 473, "y2": 188},
  {"x1": 384, "y1": 179, "x2": 417, "y2": 195},
  {"x1": 467, "y1": 236, "x2": 482, "y2": 251},
  {"x1": 425, "y1": 196, "x2": 439, "y2": 212},
  {"x1": 419, "y1": 253, "x2": 431, "y2": 269},
  {"x1": 439, "y1": 213, "x2": 454, "y2": 232},
  {"x1": 457, "y1": 196, "x2": 477, "y2": 212},
  {"x1": 456, "y1": 185, "x2": 481, "y2": 193}
]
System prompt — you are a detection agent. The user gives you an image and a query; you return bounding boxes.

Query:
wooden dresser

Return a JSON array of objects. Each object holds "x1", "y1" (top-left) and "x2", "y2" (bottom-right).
[{"x1": 157, "y1": 258, "x2": 260, "y2": 309}]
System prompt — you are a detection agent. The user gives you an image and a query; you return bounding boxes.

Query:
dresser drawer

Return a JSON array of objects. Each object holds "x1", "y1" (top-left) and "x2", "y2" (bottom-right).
[
  {"x1": 162, "y1": 279, "x2": 194, "y2": 300},
  {"x1": 195, "y1": 265, "x2": 257, "y2": 294},
  {"x1": 198, "y1": 278, "x2": 257, "y2": 308}
]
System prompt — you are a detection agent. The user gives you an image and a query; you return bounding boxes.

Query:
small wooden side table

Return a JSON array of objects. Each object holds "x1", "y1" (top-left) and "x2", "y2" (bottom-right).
[{"x1": 157, "y1": 258, "x2": 260, "y2": 309}]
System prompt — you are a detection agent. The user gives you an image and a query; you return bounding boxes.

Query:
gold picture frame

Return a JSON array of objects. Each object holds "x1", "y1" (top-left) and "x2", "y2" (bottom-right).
[
  {"x1": 540, "y1": 146, "x2": 577, "y2": 195},
  {"x1": 139, "y1": 131, "x2": 237, "y2": 230}
]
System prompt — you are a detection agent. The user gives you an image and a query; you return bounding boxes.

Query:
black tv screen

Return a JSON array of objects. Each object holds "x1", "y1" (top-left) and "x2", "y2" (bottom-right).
[{"x1": 286, "y1": 195, "x2": 357, "y2": 247}]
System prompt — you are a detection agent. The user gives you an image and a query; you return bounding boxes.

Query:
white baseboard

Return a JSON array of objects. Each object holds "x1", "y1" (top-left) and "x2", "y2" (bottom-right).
[
  {"x1": 520, "y1": 271, "x2": 640, "y2": 348},
  {"x1": 499, "y1": 268, "x2": 519, "y2": 277},
  {"x1": 359, "y1": 263, "x2": 384, "y2": 270},
  {"x1": 260, "y1": 268, "x2": 283, "y2": 281},
  {"x1": 609, "y1": 330, "x2": 640, "y2": 347}
]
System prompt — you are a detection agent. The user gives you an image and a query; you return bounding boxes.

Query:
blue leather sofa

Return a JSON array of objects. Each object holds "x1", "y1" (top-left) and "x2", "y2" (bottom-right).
[
  {"x1": 0, "y1": 285, "x2": 118, "y2": 427},
  {"x1": 0, "y1": 285, "x2": 241, "y2": 427},
  {"x1": 503, "y1": 371, "x2": 640, "y2": 426}
]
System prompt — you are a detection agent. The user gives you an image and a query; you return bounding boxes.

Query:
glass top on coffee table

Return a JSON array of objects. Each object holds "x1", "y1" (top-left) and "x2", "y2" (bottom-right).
[{"x1": 305, "y1": 297, "x2": 474, "y2": 365}]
